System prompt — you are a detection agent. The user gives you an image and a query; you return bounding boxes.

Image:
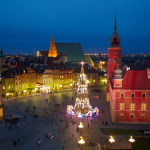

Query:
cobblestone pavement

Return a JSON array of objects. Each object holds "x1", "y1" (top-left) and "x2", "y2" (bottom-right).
[{"x1": 1, "y1": 86, "x2": 149, "y2": 150}]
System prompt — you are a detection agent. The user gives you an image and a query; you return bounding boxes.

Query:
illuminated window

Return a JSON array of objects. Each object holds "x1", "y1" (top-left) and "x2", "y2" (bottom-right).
[
  {"x1": 12, "y1": 80, "x2": 13, "y2": 83},
  {"x1": 142, "y1": 93, "x2": 146, "y2": 98},
  {"x1": 141, "y1": 104, "x2": 146, "y2": 111},
  {"x1": 131, "y1": 93, "x2": 135, "y2": 98},
  {"x1": 22, "y1": 80, "x2": 24, "y2": 83},
  {"x1": 3, "y1": 86, "x2": 5, "y2": 89},
  {"x1": 32, "y1": 79, "x2": 34, "y2": 82},
  {"x1": 120, "y1": 103, "x2": 125, "y2": 110},
  {"x1": 131, "y1": 114, "x2": 134, "y2": 119},
  {"x1": 16, "y1": 87, "x2": 18, "y2": 89},
  {"x1": 121, "y1": 93, "x2": 124, "y2": 98},
  {"x1": 120, "y1": 114, "x2": 124, "y2": 119},
  {"x1": 22, "y1": 75, "x2": 24, "y2": 78},
  {"x1": 29, "y1": 75, "x2": 31, "y2": 78},
  {"x1": 131, "y1": 104, "x2": 135, "y2": 111},
  {"x1": 8, "y1": 86, "x2": 11, "y2": 89},
  {"x1": 19, "y1": 86, "x2": 21, "y2": 89},
  {"x1": 29, "y1": 79, "x2": 31, "y2": 83},
  {"x1": 29, "y1": 84, "x2": 31, "y2": 87},
  {"x1": 141, "y1": 114, "x2": 145, "y2": 119},
  {"x1": 32, "y1": 75, "x2": 34, "y2": 77}
]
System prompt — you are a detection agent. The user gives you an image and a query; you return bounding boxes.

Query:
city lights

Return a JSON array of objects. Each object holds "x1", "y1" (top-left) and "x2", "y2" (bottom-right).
[
  {"x1": 78, "y1": 122, "x2": 83, "y2": 128},
  {"x1": 78, "y1": 136, "x2": 85, "y2": 144},
  {"x1": 109, "y1": 136, "x2": 115, "y2": 144}
]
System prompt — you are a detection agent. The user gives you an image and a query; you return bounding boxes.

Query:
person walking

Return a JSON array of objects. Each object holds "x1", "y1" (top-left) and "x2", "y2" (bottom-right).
[
  {"x1": 88, "y1": 124, "x2": 89, "y2": 128},
  {"x1": 91, "y1": 119, "x2": 92, "y2": 123},
  {"x1": 14, "y1": 140, "x2": 16, "y2": 146}
]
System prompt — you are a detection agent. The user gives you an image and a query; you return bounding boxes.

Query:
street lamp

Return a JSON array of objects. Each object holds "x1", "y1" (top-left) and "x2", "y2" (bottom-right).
[
  {"x1": 24, "y1": 90, "x2": 27, "y2": 97},
  {"x1": 78, "y1": 122, "x2": 83, "y2": 135},
  {"x1": 78, "y1": 136, "x2": 85, "y2": 150},
  {"x1": 78, "y1": 112, "x2": 82, "y2": 118},
  {"x1": 109, "y1": 136, "x2": 115, "y2": 144},
  {"x1": 109, "y1": 136, "x2": 115, "y2": 148},
  {"x1": 129, "y1": 136, "x2": 135, "y2": 143}
]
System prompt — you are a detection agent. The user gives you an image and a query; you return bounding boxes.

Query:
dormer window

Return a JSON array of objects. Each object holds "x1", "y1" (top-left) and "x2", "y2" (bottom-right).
[{"x1": 23, "y1": 70, "x2": 25, "y2": 73}]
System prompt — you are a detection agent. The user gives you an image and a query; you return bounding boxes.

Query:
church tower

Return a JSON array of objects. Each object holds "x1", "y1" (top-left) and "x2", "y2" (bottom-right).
[
  {"x1": 48, "y1": 35, "x2": 58, "y2": 57},
  {"x1": 107, "y1": 12, "x2": 122, "y2": 101}
]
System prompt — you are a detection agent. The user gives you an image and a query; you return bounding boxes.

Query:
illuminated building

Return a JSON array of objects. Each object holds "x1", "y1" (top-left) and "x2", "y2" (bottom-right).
[
  {"x1": 108, "y1": 13, "x2": 150, "y2": 123},
  {"x1": 74, "y1": 61, "x2": 90, "y2": 114},
  {"x1": 48, "y1": 35, "x2": 58, "y2": 57}
]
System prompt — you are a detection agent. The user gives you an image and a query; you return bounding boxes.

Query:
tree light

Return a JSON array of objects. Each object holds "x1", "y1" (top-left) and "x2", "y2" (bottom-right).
[{"x1": 78, "y1": 112, "x2": 82, "y2": 118}]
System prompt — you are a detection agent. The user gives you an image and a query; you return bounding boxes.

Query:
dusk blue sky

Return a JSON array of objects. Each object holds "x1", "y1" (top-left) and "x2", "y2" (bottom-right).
[{"x1": 0, "y1": 0, "x2": 150, "y2": 55}]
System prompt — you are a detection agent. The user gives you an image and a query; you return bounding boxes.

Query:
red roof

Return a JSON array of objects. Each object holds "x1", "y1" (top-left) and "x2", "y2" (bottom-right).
[{"x1": 122, "y1": 70, "x2": 150, "y2": 89}]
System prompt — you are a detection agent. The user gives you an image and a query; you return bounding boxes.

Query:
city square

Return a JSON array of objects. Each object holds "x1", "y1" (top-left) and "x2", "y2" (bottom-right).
[{"x1": 0, "y1": 85, "x2": 150, "y2": 150}]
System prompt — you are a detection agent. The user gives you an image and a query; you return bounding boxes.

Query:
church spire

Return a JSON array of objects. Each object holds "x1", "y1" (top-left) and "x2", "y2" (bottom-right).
[
  {"x1": 110, "y1": 11, "x2": 121, "y2": 45},
  {"x1": 114, "y1": 11, "x2": 117, "y2": 31}
]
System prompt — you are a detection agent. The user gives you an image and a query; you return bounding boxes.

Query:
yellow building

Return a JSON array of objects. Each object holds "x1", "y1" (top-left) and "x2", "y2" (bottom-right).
[
  {"x1": 21, "y1": 67, "x2": 37, "y2": 95},
  {"x1": 2, "y1": 69, "x2": 15, "y2": 97}
]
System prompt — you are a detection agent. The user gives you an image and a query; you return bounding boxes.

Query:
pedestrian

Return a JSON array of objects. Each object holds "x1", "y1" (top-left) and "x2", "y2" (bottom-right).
[
  {"x1": 52, "y1": 120, "x2": 53, "y2": 124},
  {"x1": 88, "y1": 124, "x2": 89, "y2": 128},
  {"x1": 50, "y1": 101, "x2": 51, "y2": 104},
  {"x1": 28, "y1": 106, "x2": 29, "y2": 109},
  {"x1": 91, "y1": 119, "x2": 92, "y2": 123},
  {"x1": 14, "y1": 140, "x2": 16, "y2": 146},
  {"x1": 18, "y1": 138, "x2": 20, "y2": 142}
]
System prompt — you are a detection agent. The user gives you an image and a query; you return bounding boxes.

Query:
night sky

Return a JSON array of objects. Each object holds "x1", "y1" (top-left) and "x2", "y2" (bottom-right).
[{"x1": 0, "y1": 0, "x2": 150, "y2": 55}]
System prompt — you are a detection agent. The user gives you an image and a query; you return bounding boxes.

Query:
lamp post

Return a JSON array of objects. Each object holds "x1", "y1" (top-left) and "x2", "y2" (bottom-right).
[
  {"x1": 109, "y1": 136, "x2": 115, "y2": 148},
  {"x1": 24, "y1": 90, "x2": 26, "y2": 97},
  {"x1": 78, "y1": 136, "x2": 85, "y2": 150},
  {"x1": 78, "y1": 122, "x2": 83, "y2": 136}
]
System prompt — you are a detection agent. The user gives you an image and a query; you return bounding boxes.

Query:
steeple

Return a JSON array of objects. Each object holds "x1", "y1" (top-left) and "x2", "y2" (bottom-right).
[
  {"x1": 48, "y1": 34, "x2": 58, "y2": 57},
  {"x1": 110, "y1": 11, "x2": 121, "y2": 45}
]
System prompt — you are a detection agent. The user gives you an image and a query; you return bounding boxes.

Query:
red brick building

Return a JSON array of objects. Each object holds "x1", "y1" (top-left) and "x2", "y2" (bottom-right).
[{"x1": 107, "y1": 14, "x2": 150, "y2": 123}]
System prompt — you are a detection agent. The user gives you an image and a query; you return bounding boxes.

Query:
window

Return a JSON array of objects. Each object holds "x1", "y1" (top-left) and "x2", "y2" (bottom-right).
[
  {"x1": 131, "y1": 104, "x2": 135, "y2": 111},
  {"x1": 3, "y1": 86, "x2": 5, "y2": 89},
  {"x1": 29, "y1": 84, "x2": 31, "y2": 87},
  {"x1": 44, "y1": 81, "x2": 45, "y2": 83},
  {"x1": 22, "y1": 75, "x2": 24, "y2": 78},
  {"x1": 141, "y1": 114, "x2": 145, "y2": 119},
  {"x1": 16, "y1": 87, "x2": 18, "y2": 89},
  {"x1": 19, "y1": 86, "x2": 21, "y2": 89},
  {"x1": 15, "y1": 77, "x2": 17, "y2": 80},
  {"x1": 22, "y1": 80, "x2": 24, "y2": 83},
  {"x1": 121, "y1": 93, "x2": 124, "y2": 98},
  {"x1": 26, "y1": 84, "x2": 27, "y2": 87},
  {"x1": 29, "y1": 75, "x2": 31, "y2": 78},
  {"x1": 32, "y1": 84, "x2": 34, "y2": 87},
  {"x1": 32, "y1": 79, "x2": 34, "y2": 82},
  {"x1": 8, "y1": 80, "x2": 10, "y2": 84},
  {"x1": 19, "y1": 77, "x2": 20, "y2": 80},
  {"x1": 16, "y1": 82, "x2": 17, "y2": 85},
  {"x1": 23, "y1": 85, "x2": 24, "y2": 88},
  {"x1": 25, "y1": 75, "x2": 27, "y2": 77},
  {"x1": 131, "y1": 114, "x2": 134, "y2": 119},
  {"x1": 19, "y1": 82, "x2": 21, "y2": 84},
  {"x1": 141, "y1": 104, "x2": 146, "y2": 111},
  {"x1": 120, "y1": 103, "x2": 125, "y2": 110},
  {"x1": 12, "y1": 85, "x2": 14, "y2": 89},
  {"x1": 131, "y1": 93, "x2": 135, "y2": 98},
  {"x1": 121, "y1": 114, "x2": 124, "y2": 119},
  {"x1": 8, "y1": 86, "x2": 11, "y2": 89},
  {"x1": 29, "y1": 79, "x2": 31, "y2": 83},
  {"x1": 142, "y1": 93, "x2": 146, "y2": 98},
  {"x1": 32, "y1": 75, "x2": 34, "y2": 77}
]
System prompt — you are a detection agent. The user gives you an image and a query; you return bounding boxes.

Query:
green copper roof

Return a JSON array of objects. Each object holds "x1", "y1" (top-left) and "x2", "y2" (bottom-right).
[{"x1": 55, "y1": 43, "x2": 86, "y2": 62}]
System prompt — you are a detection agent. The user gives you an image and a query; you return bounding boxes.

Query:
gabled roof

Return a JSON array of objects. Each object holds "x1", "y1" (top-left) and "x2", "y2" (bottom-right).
[
  {"x1": 57, "y1": 52, "x2": 67, "y2": 56},
  {"x1": 122, "y1": 70, "x2": 150, "y2": 89}
]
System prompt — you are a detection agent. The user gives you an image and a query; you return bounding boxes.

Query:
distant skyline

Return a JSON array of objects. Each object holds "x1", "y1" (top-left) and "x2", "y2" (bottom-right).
[{"x1": 0, "y1": 0, "x2": 150, "y2": 55}]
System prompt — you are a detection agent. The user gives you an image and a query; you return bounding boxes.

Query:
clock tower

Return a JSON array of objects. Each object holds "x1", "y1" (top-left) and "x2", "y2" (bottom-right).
[{"x1": 107, "y1": 12, "x2": 122, "y2": 101}]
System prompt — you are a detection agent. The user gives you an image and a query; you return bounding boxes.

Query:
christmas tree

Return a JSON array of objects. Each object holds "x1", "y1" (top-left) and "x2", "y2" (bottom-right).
[{"x1": 75, "y1": 61, "x2": 90, "y2": 114}]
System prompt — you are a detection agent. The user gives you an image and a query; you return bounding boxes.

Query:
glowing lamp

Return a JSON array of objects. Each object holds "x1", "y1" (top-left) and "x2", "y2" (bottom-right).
[
  {"x1": 78, "y1": 136, "x2": 85, "y2": 145},
  {"x1": 109, "y1": 136, "x2": 115, "y2": 144},
  {"x1": 6, "y1": 93, "x2": 9, "y2": 96},
  {"x1": 129, "y1": 136, "x2": 135, "y2": 143},
  {"x1": 87, "y1": 80, "x2": 89, "y2": 83},
  {"x1": 59, "y1": 85, "x2": 62, "y2": 87},
  {"x1": 78, "y1": 112, "x2": 82, "y2": 118},
  {"x1": 78, "y1": 122, "x2": 83, "y2": 128},
  {"x1": 81, "y1": 61, "x2": 84, "y2": 65},
  {"x1": 24, "y1": 90, "x2": 27, "y2": 93},
  {"x1": 70, "y1": 84, "x2": 72, "y2": 86}
]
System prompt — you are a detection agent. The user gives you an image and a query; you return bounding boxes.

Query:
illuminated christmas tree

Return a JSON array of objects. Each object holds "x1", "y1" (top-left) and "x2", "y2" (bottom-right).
[{"x1": 75, "y1": 61, "x2": 90, "y2": 114}]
